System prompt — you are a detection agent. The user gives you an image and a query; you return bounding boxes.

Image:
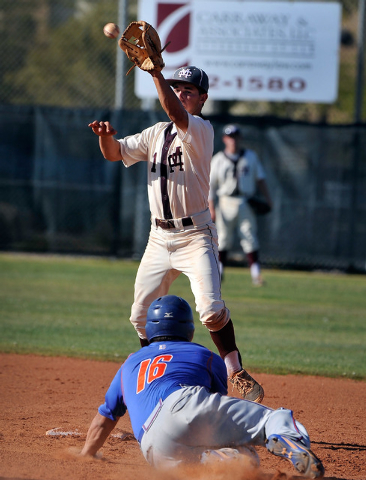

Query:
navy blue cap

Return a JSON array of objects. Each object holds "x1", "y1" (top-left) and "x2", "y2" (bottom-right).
[
  {"x1": 223, "y1": 124, "x2": 241, "y2": 136},
  {"x1": 167, "y1": 66, "x2": 209, "y2": 93}
]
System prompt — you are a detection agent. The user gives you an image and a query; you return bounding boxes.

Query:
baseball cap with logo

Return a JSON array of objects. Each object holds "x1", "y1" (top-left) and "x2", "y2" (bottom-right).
[
  {"x1": 222, "y1": 124, "x2": 241, "y2": 137},
  {"x1": 167, "y1": 66, "x2": 209, "y2": 94}
]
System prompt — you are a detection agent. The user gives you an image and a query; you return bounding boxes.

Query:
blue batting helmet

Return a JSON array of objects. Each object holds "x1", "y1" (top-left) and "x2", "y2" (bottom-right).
[{"x1": 146, "y1": 295, "x2": 195, "y2": 342}]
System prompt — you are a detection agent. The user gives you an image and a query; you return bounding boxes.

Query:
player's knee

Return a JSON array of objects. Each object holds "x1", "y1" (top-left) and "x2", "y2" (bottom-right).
[
  {"x1": 200, "y1": 307, "x2": 230, "y2": 332},
  {"x1": 130, "y1": 303, "x2": 148, "y2": 339}
]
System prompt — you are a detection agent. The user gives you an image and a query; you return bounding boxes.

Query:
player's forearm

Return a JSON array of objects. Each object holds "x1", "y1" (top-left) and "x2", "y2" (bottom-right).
[
  {"x1": 80, "y1": 412, "x2": 118, "y2": 457},
  {"x1": 99, "y1": 136, "x2": 122, "y2": 162},
  {"x1": 150, "y1": 71, "x2": 188, "y2": 130}
]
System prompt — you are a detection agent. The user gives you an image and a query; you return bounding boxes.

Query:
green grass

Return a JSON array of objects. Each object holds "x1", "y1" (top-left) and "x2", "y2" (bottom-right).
[{"x1": 0, "y1": 253, "x2": 365, "y2": 380}]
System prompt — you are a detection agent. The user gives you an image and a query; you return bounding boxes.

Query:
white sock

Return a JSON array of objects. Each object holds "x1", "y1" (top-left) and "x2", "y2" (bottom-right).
[
  {"x1": 250, "y1": 262, "x2": 260, "y2": 281},
  {"x1": 224, "y1": 351, "x2": 242, "y2": 377}
]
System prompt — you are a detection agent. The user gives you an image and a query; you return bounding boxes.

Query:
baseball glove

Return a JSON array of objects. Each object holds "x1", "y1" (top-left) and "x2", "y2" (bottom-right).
[
  {"x1": 247, "y1": 196, "x2": 272, "y2": 215},
  {"x1": 118, "y1": 21, "x2": 165, "y2": 75}
]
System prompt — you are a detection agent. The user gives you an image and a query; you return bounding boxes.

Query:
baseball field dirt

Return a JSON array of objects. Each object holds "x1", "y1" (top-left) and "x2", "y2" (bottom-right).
[{"x1": 1, "y1": 353, "x2": 365, "y2": 480}]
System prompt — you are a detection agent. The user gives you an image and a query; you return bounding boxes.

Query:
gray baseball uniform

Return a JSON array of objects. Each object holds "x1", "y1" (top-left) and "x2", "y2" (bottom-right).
[
  {"x1": 85, "y1": 301, "x2": 323, "y2": 477},
  {"x1": 141, "y1": 386, "x2": 310, "y2": 469},
  {"x1": 97, "y1": 338, "x2": 313, "y2": 471}
]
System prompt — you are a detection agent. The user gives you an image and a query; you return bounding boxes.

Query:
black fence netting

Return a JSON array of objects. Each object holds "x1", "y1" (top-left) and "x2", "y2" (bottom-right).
[{"x1": 0, "y1": 105, "x2": 365, "y2": 272}]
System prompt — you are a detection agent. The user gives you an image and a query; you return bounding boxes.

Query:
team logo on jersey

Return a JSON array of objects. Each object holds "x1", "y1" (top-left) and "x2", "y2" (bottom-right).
[
  {"x1": 164, "y1": 312, "x2": 174, "y2": 318},
  {"x1": 151, "y1": 147, "x2": 184, "y2": 173},
  {"x1": 168, "y1": 146, "x2": 184, "y2": 172},
  {"x1": 178, "y1": 68, "x2": 193, "y2": 79}
]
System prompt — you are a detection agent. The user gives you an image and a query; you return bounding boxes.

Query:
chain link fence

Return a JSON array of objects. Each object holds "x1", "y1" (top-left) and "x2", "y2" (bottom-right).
[
  {"x1": 1, "y1": 105, "x2": 365, "y2": 271},
  {"x1": 1, "y1": 0, "x2": 366, "y2": 271},
  {"x1": 1, "y1": 0, "x2": 365, "y2": 122}
]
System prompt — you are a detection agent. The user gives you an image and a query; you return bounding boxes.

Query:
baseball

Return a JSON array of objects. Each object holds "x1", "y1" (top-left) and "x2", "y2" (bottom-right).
[{"x1": 103, "y1": 23, "x2": 120, "y2": 39}]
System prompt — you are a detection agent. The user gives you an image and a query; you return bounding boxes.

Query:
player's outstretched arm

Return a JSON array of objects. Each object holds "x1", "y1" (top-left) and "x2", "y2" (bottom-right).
[
  {"x1": 88, "y1": 121, "x2": 122, "y2": 162},
  {"x1": 80, "y1": 412, "x2": 119, "y2": 457},
  {"x1": 149, "y1": 70, "x2": 189, "y2": 132}
]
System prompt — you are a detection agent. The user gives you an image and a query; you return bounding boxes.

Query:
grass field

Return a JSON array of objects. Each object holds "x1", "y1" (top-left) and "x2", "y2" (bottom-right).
[{"x1": 0, "y1": 252, "x2": 365, "y2": 380}]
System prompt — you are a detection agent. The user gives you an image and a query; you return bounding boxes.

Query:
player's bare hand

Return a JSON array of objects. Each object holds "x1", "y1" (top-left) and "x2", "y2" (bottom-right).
[{"x1": 88, "y1": 121, "x2": 117, "y2": 137}]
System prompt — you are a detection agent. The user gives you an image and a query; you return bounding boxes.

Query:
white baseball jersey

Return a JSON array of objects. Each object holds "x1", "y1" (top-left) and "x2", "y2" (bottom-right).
[
  {"x1": 209, "y1": 148, "x2": 266, "y2": 254},
  {"x1": 119, "y1": 114, "x2": 214, "y2": 219},
  {"x1": 117, "y1": 114, "x2": 230, "y2": 338},
  {"x1": 209, "y1": 149, "x2": 265, "y2": 201}
]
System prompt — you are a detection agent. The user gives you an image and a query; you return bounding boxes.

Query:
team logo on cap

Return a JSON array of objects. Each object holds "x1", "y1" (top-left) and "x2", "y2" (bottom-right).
[
  {"x1": 164, "y1": 312, "x2": 174, "y2": 317},
  {"x1": 178, "y1": 68, "x2": 193, "y2": 79}
]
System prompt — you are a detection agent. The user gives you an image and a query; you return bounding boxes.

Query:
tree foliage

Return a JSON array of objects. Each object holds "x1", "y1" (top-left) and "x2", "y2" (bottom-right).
[
  {"x1": 1, "y1": 0, "x2": 364, "y2": 121},
  {"x1": 4, "y1": 0, "x2": 120, "y2": 107}
]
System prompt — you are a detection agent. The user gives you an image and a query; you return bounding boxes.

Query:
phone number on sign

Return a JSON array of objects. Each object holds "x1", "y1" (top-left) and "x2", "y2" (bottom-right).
[{"x1": 208, "y1": 76, "x2": 307, "y2": 93}]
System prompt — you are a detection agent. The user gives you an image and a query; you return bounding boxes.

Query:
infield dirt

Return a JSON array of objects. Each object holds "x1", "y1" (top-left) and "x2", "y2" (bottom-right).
[{"x1": 0, "y1": 353, "x2": 365, "y2": 480}]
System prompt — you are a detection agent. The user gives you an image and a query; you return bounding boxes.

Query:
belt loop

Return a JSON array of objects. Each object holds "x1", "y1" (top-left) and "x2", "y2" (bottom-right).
[{"x1": 175, "y1": 218, "x2": 184, "y2": 231}]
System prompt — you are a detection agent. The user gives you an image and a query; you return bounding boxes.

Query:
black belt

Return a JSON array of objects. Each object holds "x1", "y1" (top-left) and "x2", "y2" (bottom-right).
[{"x1": 155, "y1": 217, "x2": 193, "y2": 229}]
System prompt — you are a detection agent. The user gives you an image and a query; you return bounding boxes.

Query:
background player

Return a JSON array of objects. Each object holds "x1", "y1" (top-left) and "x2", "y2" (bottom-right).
[
  {"x1": 88, "y1": 66, "x2": 263, "y2": 402},
  {"x1": 80, "y1": 295, "x2": 324, "y2": 479},
  {"x1": 209, "y1": 124, "x2": 272, "y2": 285}
]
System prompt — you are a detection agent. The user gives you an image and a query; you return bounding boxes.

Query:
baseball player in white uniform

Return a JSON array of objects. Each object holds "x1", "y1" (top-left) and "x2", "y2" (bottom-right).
[
  {"x1": 88, "y1": 66, "x2": 264, "y2": 402},
  {"x1": 209, "y1": 124, "x2": 272, "y2": 285}
]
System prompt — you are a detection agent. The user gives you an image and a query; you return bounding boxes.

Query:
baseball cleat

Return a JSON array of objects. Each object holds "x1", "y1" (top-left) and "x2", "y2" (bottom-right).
[
  {"x1": 266, "y1": 435, "x2": 324, "y2": 478},
  {"x1": 229, "y1": 369, "x2": 264, "y2": 403},
  {"x1": 200, "y1": 446, "x2": 259, "y2": 468},
  {"x1": 201, "y1": 447, "x2": 241, "y2": 463},
  {"x1": 252, "y1": 276, "x2": 265, "y2": 287}
]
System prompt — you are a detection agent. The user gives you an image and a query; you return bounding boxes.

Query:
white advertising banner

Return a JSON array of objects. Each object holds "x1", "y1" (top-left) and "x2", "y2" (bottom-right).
[{"x1": 135, "y1": 0, "x2": 341, "y2": 103}]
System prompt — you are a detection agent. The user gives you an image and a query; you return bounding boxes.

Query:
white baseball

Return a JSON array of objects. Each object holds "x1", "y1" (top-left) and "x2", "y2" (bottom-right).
[{"x1": 103, "y1": 23, "x2": 120, "y2": 39}]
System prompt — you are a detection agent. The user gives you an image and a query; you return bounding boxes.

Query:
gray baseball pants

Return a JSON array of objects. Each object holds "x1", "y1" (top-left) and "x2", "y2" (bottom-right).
[{"x1": 140, "y1": 386, "x2": 310, "y2": 468}]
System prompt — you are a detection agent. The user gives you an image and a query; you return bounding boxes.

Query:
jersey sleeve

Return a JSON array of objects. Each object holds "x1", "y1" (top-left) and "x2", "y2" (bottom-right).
[
  {"x1": 118, "y1": 124, "x2": 166, "y2": 167},
  {"x1": 98, "y1": 366, "x2": 127, "y2": 421},
  {"x1": 118, "y1": 132, "x2": 149, "y2": 167}
]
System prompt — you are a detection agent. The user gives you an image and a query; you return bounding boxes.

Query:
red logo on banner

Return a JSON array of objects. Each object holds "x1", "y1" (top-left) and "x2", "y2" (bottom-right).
[{"x1": 157, "y1": 3, "x2": 190, "y2": 62}]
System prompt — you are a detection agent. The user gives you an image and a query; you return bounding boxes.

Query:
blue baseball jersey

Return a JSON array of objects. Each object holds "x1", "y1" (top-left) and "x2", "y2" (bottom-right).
[{"x1": 98, "y1": 341, "x2": 228, "y2": 441}]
